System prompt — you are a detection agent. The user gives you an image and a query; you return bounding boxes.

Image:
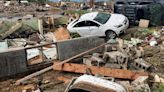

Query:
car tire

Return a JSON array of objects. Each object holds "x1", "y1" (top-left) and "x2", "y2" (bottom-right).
[{"x1": 105, "y1": 30, "x2": 117, "y2": 39}]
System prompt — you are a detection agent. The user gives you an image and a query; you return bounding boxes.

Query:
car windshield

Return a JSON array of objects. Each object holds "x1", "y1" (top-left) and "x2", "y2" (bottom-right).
[{"x1": 94, "y1": 13, "x2": 111, "y2": 24}]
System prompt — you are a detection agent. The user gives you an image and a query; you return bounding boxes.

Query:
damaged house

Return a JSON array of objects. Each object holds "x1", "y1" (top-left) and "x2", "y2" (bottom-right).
[{"x1": 114, "y1": 0, "x2": 164, "y2": 25}]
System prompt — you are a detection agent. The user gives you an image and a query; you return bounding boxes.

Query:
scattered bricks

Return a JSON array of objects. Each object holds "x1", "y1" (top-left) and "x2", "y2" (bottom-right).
[
  {"x1": 83, "y1": 55, "x2": 93, "y2": 66},
  {"x1": 83, "y1": 53, "x2": 105, "y2": 67},
  {"x1": 135, "y1": 47, "x2": 145, "y2": 58},
  {"x1": 21, "y1": 84, "x2": 41, "y2": 92},
  {"x1": 131, "y1": 76, "x2": 149, "y2": 86},
  {"x1": 104, "y1": 44, "x2": 112, "y2": 52},
  {"x1": 134, "y1": 58, "x2": 152, "y2": 71},
  {"x1": 53, "y1": 62, "x2": 148, "y2": 80},
  {"x1": 103, "y1": 51, "x2": 129, "y2": 69}
]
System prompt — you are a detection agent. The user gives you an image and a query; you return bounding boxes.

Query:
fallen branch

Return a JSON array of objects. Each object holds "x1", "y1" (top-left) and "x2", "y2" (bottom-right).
[{"x1": 15, "y1": 42, "x2": 107, "y2": 85}]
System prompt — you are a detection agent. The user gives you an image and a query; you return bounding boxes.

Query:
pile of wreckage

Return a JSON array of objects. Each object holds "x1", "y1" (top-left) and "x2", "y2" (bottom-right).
[
  {"x1": 0, "y1": 16, "x2": 70, "y2": 77},
  {"x1": 0, "y1": 14, "x2": 164, "y2": 91},
  {"x1": 13, "y1": 27, "x2": 164, "y2": 91},
  {"x1": 0, "y1": 2, "x2": 52, "y2": 18},
  {"x1": 15, "y1": 29, "x2": 164, "y2": 92},
  {"x1": 0, "y1": 3, "x2": 39, "y2": 13}
]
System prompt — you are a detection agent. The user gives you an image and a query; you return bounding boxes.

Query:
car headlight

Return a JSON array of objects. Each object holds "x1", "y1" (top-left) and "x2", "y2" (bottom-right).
[
  {"x1": 114, "y1": 24, "x2": 123, "y2": 28},
  {"x1": 123, "y1": 18, "x2": 128, "y2": 24}
]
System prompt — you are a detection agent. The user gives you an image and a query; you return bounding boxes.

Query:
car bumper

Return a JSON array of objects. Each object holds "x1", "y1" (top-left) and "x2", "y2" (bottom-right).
[{"x1": 114, "y1": 19, "x2": 129, "y2": 35}]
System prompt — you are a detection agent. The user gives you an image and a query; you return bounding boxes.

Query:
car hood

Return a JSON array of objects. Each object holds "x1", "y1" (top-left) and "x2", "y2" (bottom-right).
[{"x1": 105, "y1": 14, "x2": 126, "y2": 26}]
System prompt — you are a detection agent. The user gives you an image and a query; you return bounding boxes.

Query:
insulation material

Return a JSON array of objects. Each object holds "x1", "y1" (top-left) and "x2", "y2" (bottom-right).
[
  {"x1": 43, "y1": 47, "x2": 57, "y2": 60},
  {"x1": 0, "y1": 41, "x2": 8, "y2": 52},
  {"x1": 54, "y1": 27, "x2": 71, "y2": 41},
  {"x1": 27, "y1": 48, "x2": 40, "y2": 60}
]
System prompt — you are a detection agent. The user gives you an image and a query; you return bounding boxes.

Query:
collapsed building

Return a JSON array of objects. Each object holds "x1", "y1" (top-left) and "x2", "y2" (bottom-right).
[{"x1": 114, "y1": 0, "x2": 164, "y2": 25}]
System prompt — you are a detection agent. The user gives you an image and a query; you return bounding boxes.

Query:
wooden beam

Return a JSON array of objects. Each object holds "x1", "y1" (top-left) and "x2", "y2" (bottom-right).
[
  {"x1": 38, "y1": 19, "x2": 43, "y2": 35},
  {"x1": 53, "y1": 62, "x2": 148, "y2": 80}
]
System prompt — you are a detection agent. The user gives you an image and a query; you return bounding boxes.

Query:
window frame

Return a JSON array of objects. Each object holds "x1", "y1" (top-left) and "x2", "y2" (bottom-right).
[{"x1": 73, "y1": 20, "x2": 100, "y2": 28}]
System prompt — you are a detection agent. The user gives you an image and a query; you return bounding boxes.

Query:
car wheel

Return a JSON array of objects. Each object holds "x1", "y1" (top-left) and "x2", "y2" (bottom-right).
[{"x1": 106, "y1": 30, "x2": 117, "y2": 39}]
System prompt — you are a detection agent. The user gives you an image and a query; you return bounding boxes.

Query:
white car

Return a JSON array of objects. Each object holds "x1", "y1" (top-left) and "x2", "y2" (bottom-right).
[{"x1": 67, "y1": 12, "x2": 129, "y2": 39}]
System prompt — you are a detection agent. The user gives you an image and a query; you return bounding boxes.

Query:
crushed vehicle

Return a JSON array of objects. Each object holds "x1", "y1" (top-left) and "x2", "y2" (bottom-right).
[
  {"x1": 65, "y1": 75, "x2": 127, "y2": 92},
  {"x1": 67, "y1": 12, "x2": 129, "y2": 39}
]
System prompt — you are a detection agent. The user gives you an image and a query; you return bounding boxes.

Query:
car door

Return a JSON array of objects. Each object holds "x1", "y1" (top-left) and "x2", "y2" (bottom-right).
[
  {"x1": 87, "y1": 21, "x2": 102, "y2": 36},
  {"x1": 73, "y1": 21, "x2": 91, "y2": 37}
]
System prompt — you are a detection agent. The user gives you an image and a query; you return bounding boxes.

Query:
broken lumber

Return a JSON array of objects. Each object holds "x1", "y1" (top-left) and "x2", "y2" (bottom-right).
[
  {"x1": 1, "y1": 22, "x2": 22, "y2": 39},
  {"x1": 53, "y1": 62, "x2": 148, "y2": 80},
  {"x1": 57, "y1": 76, "x2": 71, "y2": 84},
  {"x1": 54, "y1": 27, "x2": 71, "y2": 41},
  {"x1": 15, "y1": 43, "x2": 107, "y2": 85}
]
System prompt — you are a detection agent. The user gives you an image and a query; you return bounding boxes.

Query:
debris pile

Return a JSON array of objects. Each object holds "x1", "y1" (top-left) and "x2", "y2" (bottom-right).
[
  {"x1": 0, "y1": 3, "x2": 164, "y2": 91},
  {"x1": 0, "y1": 3, "x2": 39, "y2": 15}
]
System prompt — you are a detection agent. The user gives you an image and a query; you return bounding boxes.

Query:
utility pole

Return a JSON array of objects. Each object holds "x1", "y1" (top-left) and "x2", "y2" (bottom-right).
[{"x1": 90, "y1": 0, "x2": 94, "y2": 8}]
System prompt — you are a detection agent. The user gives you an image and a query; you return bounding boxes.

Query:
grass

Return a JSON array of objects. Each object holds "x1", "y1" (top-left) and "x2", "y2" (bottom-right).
[{"x1": 155, "y1": 84, "x2": 164, "y2": 92}]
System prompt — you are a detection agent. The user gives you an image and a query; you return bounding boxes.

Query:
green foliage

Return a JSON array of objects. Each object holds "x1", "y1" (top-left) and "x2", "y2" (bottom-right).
[
  {"x1": 155, "y1": 84, "x2": 164, "y2": 92},
  {"x1": 148, "y1": 4, "x2": 163, "y2": 26}
]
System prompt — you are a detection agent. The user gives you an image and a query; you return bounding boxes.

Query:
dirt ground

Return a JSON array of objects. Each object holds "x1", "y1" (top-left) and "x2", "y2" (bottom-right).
[
  {"x1": 0, "y1": 70, "x2": 80, "y2": 92},
  {"x1": 0, "y1": 26, "x2": 164, "y2": 92}
]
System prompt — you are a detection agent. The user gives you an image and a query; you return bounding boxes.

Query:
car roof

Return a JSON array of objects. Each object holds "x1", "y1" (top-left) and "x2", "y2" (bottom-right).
[{"x1": 79, "y1": 12, "x2": 98, "y2": 21}]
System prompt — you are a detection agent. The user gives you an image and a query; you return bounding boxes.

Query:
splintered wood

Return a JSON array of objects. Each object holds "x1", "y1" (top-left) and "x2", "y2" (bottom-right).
[
  {"x1": 139, "y1": 19, "x2": 149, "y2": 28},
  {"x1": 54, "y1": 27, "x2": 71, "y2": 41},
  {"x1": 53, "y1": 62, "x2": 148, "y2": 80}
]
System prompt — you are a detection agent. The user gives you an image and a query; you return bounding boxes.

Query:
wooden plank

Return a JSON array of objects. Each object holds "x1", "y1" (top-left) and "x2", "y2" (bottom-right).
[
  {"x1": 53, "y1": 62, "x2": 148, "y2": 80},
  {"x1": 38, "y1": 19, "x2": 43, "y2": 35}
]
